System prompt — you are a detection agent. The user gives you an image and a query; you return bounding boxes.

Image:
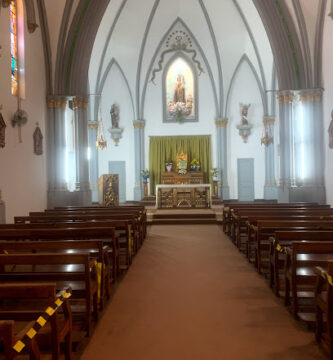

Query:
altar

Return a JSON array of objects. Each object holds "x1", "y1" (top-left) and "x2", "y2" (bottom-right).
[{"x1": 156, "y1": 184, "x2": 211, "y2": 209}]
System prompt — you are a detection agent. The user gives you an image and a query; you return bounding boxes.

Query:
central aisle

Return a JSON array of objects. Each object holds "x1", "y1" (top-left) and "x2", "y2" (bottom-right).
[{"x1": 81, "y1": 225, "x2": 325, "y2": 360}]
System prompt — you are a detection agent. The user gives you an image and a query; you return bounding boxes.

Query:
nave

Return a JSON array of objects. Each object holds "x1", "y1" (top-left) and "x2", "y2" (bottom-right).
[{"x1": 81, "y1": 224, "x2": 325, "y2": 360}]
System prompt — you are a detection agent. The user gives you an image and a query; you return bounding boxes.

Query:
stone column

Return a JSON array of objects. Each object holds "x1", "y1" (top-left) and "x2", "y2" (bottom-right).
[
  {"x1": 277, "y1": 91, "x2": 294, "y2": 202},
  {"x1": 133, "y1": 119, "x2": 145, "y2": 201},
  {"x1": 263, "y1": 117, "x2": 277, "y2": 199},
  {"x1": 47, "y1": 97, "x2": 68, "y2": 208},
  {"x1": 216, "y1": 118, "x2": 229, "y2": 200},
  {"x1": 88, "y1": 121, "x2": 99, "y2": 202},
  {"x1": 72, "y1": 97, "x2": 92, "y2": 205}
]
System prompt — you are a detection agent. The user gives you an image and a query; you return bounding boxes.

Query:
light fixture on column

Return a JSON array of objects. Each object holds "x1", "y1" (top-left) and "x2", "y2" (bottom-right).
[
  {"x1": 261, "y1": 118, "x2": 274, "y2": 147},
  {"x1": 96, "y1": 95, "x2": 107, "y2": 150}
]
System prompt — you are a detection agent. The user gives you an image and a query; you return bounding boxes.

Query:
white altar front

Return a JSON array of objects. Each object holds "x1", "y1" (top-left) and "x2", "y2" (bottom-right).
[{"x1": 156, "y1": 184, "x2": 211, "y2": 209}]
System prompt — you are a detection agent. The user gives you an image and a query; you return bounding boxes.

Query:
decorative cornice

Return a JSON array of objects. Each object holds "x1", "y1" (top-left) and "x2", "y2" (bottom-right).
[
  {"x1": 299, "y1": 89, "x2": 322, "y2": 103},
  {"x1": 216, "y1": 119, "x2": 228, "y2": 127},
  {"x1": 263, "y1": 117, "x2": 275, "y2": 126},
  {"x1": 47, "y1": 98, "x2": 67, "y2": 109},
  {"x1": 72, "y1": 97, "x2": 89, "y2": 109},
  {"x1": 277, "y1": 91, "x2": 294, "y2": 104},
  {"x1": 133, "y1": 120, "x2": 145, "y2": 129},
  {"x1": 88, "y1": 121, "x2": 98, "y2": 130}
]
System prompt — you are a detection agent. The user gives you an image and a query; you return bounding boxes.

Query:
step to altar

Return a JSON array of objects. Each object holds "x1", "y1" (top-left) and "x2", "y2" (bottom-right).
[{"x1": 140, "y1": 195, "x2": 223, "y2": 207}]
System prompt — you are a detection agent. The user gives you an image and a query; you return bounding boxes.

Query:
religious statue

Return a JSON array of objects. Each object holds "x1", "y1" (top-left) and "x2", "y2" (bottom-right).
[
  {"x1": 110, "y1": 104, "x2": 120, "y2": 129},
  {"x1": 33, "y1": 123, "x2": 43, "y2": 155},
  {"x1": 237, "y1": 103, "x2": 253, "y2": 143},
  {"x1": 174, "y1": 74, "x2": 186, "y2": 103},
  {"x1": 241, "y1": 104, "x2": 251, "y2": 125},
  {"x1": 329, "y1": 110, "x2": 333, "y2": 149}
]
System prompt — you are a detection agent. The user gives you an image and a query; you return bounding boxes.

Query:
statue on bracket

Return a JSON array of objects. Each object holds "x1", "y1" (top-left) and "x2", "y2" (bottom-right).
[
  {"x1": 329, "y1": 110, "x2": 333, "y2": 149},
  {"x1": 33, "y1": 123, "x2": 43, "y2": 155},
  {"x1": 237, "y1": 104, "x2": 253, "y2": 143},
  {"x1": 108, "y1": 103, "x2": 123, "y2": 146},
  {"x1": 0, "y1": 111, "x2": 6, "y2": 148}
]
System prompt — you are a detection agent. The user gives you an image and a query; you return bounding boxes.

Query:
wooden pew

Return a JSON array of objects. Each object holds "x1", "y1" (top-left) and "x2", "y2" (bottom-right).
[
  {"x1": 315, "y1": 261, "x2": 333, "y2": 359},
  {"x1": 12, "y1": 217, "x2": 134, "y2": 268},
  {"x1": 0, "y1": 237, "x2": 111, "y2": 310},
  {"x1": 231, "y1": 208, "x2": 333, "y2": 246},
  {"x1": 0, "y1": 254, "x2": 98, "y2": 336},
  {"x1": 284, "y1": 242, "x2": 333, "y2": 321},
  {"x1": 268, "y1": 231, "x2": 333, "y2": 296},
  {"x1": 253, "y1": 220, "x2": 333, "y2": 274},
  {"x1": 222, "y1": 203, "x2": 326, "y2": 234},
  {"x1": 0, "y1": 283, "x2": 72, "y2": 360}
]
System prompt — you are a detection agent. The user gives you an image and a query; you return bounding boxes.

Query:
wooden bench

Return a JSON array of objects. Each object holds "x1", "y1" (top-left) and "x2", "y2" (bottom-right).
[
  {"x1": 315, "y1": 261, "x2": 333, "y2": 359},
  {"x1": 12, "y1": 217, "x2": 134, "y2": 269},
  {"x1": 0, "y1": 237, "x2": 111, "y2": 310},
  {"x1": 284, "y1": 242, "x2": 333, "y2": 321},
  {"x1": 0, "y1": 283, "x2": 72, "y2": 360},
  {"x1": 0, "y1": 254, "x2": 98, "y2": 336},
  {"x1": 253, "y1": 220, "x2": 333, "y2": 274},
  {"x1": 268, "y1": 231, "x2": 333, "y2": 296}
]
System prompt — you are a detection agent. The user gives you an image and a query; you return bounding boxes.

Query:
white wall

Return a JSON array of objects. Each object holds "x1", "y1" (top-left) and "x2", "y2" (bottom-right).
[
  {"x1": 98, "y1": 64, "x2": 135, "y2": 200},
  {"x1": 227, "y1": 61, "x2": 266, "y2": 199},
  {"x1": 323, "y1": 11, "x2": 333, "y2": 206},
  {"x1": 0, "y1": 6, "x2": 48, "y2": 222}
]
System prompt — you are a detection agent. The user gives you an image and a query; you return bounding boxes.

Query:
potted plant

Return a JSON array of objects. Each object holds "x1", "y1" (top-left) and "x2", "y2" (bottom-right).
[
  {"x1": 141, "y1": 169, "x2": 150, "y2": 183},
  {"x1": 190, "y1": 158, "x2": 200, "y2": 171},
  {"x1": 211, "y1": 168, "x2": 219, "y2": 181},
  {"x1": 165, "y1": 162, "x2": 173, "y2": 172}
]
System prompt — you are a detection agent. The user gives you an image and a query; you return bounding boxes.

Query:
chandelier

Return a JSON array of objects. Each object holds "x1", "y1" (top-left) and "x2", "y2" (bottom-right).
[{"x1": 96, "y1": 95, "x2": 107, "y2": 150}]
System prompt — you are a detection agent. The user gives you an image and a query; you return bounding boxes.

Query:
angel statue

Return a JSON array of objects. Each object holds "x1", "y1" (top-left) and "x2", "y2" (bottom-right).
[{"x1": 110, "y1": 104, "x2": 120, "y2": 129}]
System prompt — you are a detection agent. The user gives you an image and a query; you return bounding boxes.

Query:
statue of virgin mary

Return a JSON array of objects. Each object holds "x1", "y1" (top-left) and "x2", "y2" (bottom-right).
[{"x1": 174, "y1": 74, "x2": 186, "y2": 103}]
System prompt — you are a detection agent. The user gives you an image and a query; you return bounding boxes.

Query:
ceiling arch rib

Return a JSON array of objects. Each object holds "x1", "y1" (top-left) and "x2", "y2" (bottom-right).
[
  {"x1": 136, "y1": 0, "x2": 160, "y2": 119},
  {"x1": 140, "y1": 17, "x2": 218, "y2": 120},
  {"x1": 225, "y1": 53, "x2": 268, "y2": 118},
  {"x1": 199, "y1": 0, "x2": 224, "y2": 118}
]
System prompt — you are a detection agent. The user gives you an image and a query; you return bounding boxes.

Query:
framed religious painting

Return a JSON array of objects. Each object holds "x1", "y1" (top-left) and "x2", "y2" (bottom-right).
[{"x1": 163, "y1": 53, "x2": 198, "y2": 123}]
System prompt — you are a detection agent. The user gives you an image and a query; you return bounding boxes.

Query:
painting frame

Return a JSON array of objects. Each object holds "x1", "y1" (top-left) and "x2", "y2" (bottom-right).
[{"x1": 162, "y1": 51, "x2": 199, "y2": 123}]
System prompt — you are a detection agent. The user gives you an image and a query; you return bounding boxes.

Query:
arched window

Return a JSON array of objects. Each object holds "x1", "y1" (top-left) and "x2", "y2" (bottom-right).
[
  {"x1": 10, "y1": 0, "x2": 25, "y2": 98},
  {"x1": 163, "y1": 54, "x2": 198, "y2": 123}
]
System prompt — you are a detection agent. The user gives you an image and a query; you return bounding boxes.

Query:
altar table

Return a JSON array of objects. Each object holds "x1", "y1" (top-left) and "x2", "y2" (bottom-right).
[{"x1": 156, "y1": 184, "x2": 211, "y2": 209}]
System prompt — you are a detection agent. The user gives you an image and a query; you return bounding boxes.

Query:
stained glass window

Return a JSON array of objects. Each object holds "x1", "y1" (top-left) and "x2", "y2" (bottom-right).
[{"x1": 10, "y1": 0, "x2": 18, "y2": 96}]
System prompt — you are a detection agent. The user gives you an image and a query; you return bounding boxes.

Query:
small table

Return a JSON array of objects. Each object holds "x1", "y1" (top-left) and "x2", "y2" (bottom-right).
[{"x1": 156, "y1": 184, "x2": 211, "y2": 209}]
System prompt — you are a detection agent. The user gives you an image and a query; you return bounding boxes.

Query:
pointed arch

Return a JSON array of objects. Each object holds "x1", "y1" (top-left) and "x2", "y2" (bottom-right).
[
  {"x1": 225, "y1": 54, "x2": 268, "y2": 118},
  {"x1": 95, "y1": 58, "x2": 135, "y2": 120},
  {"x1": 141, "y1": 17, "x2": 218, "y2": 120}
]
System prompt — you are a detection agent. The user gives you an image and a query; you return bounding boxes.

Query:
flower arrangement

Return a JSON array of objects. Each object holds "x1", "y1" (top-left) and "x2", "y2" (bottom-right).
[
  {"x1": 190, "y1": 158, "x2": 200, "y2": 171},
  {"x1": 211, "y1": 168, "x2": 218, "y2": 178},
  {"x1": 168, "y1": 96, "x2": 193, "y2": 123},
  {"x1": 141, "y1": 169, "x2": 150, "y2": 182}
]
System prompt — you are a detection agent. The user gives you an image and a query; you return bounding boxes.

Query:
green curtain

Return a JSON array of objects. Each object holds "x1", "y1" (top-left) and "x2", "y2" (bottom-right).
[{"x1": 149, "y1": 135, "x2": 212, "y2": 195}]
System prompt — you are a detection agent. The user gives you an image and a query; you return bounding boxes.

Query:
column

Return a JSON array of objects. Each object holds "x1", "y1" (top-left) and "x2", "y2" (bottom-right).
[
  {"x1": 72, "y1": 97, "x2": 92, "y2": 205},
  {"x1": 263, "y1": 117, "x2": 277, "y2": 199},
  {"x1": 216, "y1": 118, "x2": 229, "y2": 200},
  {"x1": 47, "y1": 97, "x2": 68, "y2": 208},
  {"x1": 133, "y1": 119, "x2": 145, "y2": 201},
  {"x1": 88, "y1": 121, "x2": 99, "y2": 202},
  {"x1": 277, "y1": 91, "x2": 294, "y2": 202}
]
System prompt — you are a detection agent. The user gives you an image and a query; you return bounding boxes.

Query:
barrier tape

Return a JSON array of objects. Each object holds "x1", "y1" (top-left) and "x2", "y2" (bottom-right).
[
  {"x1": 94, "y1": 261, "x2": 103, "y2": 301},
  {"x1": 319, "y1": 269, "x2": 333, "y2": 287},
  {"x1": 12, "y1": 288, "x2": 72, "y2": 354},
  {"x1": 128, "y1": 226, "x2": 132, "y2": 257},
  {"x1": 276, "y1": 244, "x2": 288, "y2": 254}
]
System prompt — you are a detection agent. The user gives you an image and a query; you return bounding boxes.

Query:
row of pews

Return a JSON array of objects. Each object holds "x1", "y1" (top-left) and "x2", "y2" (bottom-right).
[
  {"x1": 222, "y1": 202, "x2": 333, "y2": 359},
  {"x1": 0, "y1": 205, "x2": 147, "y2": 359}
]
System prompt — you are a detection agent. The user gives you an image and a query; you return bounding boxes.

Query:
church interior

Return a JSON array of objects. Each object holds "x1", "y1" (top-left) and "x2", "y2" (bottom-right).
[{"x1": 1, "y1": 0, "x2": 333, "y2": 359}]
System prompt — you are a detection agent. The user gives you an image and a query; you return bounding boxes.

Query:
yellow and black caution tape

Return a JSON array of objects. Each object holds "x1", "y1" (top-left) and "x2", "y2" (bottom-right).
[
  {"x1": 94, "y1": 260, "x2": 103, "y2": 301},
  {"x1": 276, "y1": 244, "x2": 288, "y2": 254},
  {"x1": 128, "y1": 225, "x2": 132, "y2": 257},
  {"x1": 319, "y1": 269, "x2": 333, "y2": 287},
  {"x1": 12, "y1": 287, "x2": 72, "y2": 354}
]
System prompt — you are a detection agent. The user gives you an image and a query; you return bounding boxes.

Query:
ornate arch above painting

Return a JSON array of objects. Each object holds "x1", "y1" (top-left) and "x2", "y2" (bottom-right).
[
  {"x1": 141, "y1": 17, "x2": 219, "y2": 121},
  {"x1": 162, "y1": 52, "x2": 198, "y2": 123}
]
